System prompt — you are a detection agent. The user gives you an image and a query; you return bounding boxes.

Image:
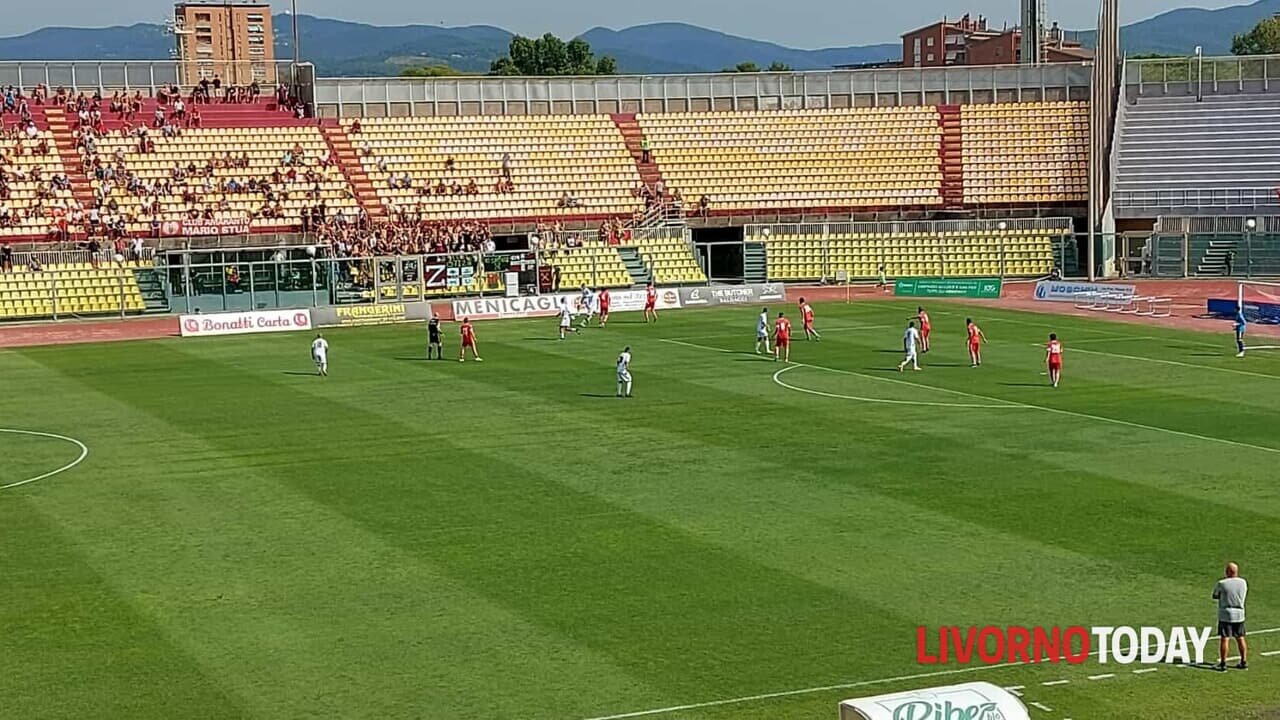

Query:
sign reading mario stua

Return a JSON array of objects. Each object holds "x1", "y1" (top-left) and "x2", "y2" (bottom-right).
[
  {"x1": 160, "y1": 218, "x2": 252, "y2": 237},
  {"x1": 180, "y1": 309, "x2": 313, "y2": 337}
]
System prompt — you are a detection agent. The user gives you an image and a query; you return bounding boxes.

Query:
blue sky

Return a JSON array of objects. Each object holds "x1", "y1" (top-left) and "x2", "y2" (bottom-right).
[{"x1": 5, "y1": 0, "x2": 1250, "y2": 48}]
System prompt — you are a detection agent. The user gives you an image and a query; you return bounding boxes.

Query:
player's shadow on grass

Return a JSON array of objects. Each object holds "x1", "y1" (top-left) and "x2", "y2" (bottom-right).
[
  {"x1": 281, "y1": 371, "x2": 319, "y2": 376},
  {"x1": 522, "y1": 337, "x2": 564, "y2": 342},
  {"x1": 579, "y1": 393, "x2": 620, "y2": 399},
  {"x1": 1000, "y1": 382, "x2": 1045, "y2": 387}
]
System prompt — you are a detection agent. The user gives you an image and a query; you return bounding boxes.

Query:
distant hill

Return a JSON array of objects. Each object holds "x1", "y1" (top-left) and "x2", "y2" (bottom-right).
[
  {"x1": 1074, "y1": 0, "x2": 1280, "y2": 54},
  {"x1": 0, "y1": 15, "x2": 899, "y2": 76},
  {"x1": 2, "y1": 1, "x2": 1279, "y2": 78}
]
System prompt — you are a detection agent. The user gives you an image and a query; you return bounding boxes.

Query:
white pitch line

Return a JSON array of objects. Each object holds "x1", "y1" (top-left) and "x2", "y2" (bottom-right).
[
  {"x1": 1029, "y1": 701, "x2": 1055, "y2": 712},
  {"x1": 1066, "y1": 345, "x2": 1280, "y2": 381},
  {"x1": 1087, "y1": 673, "x2": 1116, "y2": 680},
  {"x1": 0, "y1": 428, "x2": 89, "y2": 490},
  {"x1": 1070, "y1": 335, "x2": 1160, "y2": 345},
  {"x1": 773, "y1": 364, "x2": 1017, "y2": 410},
  {"x1": 1132, "y1": 668, "x2": 1159, "y2": 674},
  {"x1": 1262, "y1": 650, "x2": 1280, "y2": 657},
  {"x1": 1041, "y1": 680, "x2": 1071, "y2": 687},
  {"x1": 1004, "y1": 685, "x2": 1025, "y2": 696},
  {"x1": 660, "y1": 338, "x2": 1280, "y2": 457},
  {"x1": 579, "y1": 627, "x2": 1280, "y2": 720}
]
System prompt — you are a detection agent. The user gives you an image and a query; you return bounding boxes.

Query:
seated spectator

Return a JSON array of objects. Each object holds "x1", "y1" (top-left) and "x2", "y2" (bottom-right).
[
  {"x1": 444, "y1": 156, "x2": 456, "y2": 171},
  {"x1": 350, "y1": 119, "x2": 362, "y2": 134},
  {"x1": 466, "y1": 178, "x2": 478, "y2": 195}
]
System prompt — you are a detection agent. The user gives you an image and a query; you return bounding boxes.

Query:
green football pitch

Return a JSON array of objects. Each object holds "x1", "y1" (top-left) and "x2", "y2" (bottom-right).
[{"x1": 3, "y1": 300, "x2": 1278, "y2": 720}]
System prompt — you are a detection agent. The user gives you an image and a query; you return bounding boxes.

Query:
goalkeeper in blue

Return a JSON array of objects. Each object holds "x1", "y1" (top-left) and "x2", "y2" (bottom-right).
[{"x1": 1235, "y1": 307, "x2": 1247, "y2": 358}]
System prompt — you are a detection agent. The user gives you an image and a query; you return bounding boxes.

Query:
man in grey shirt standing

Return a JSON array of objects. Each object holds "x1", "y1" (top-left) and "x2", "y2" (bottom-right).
[{"x1": 1212, "y1": 561, "x2": 1248, "y2": 671}]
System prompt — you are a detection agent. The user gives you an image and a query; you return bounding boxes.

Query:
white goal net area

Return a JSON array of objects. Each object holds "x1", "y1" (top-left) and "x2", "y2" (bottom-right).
[{"x1": 1238, "y1": 281, "x2": 1280, "y2": 351}]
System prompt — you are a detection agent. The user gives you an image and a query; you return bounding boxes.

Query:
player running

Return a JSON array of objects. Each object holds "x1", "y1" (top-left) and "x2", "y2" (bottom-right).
[
  {"x1": 914, "y1": 306, "x2": 932, "y2": 352},
  {"x1": 579, "y1": 285, "x2": 596, "y2": 327},
  {"x1": 897, "y1": 321, "x2": 921, "y2": 372},
  {"x1": 643, "y1": 282, "x2": 658, "y2": 323},
  {"x1": 965, "y1": 318, "x2": 987, "y2": 367},
  {"x1": 558, "y1": 298, "x2": 580, "y2": 340},
  {"x1": 458, "y1": 317, "x2": 482, "y2": 362},
  {"x1": 798, "y1": 297, "x2": 821, "y2": 341},
  {"x1": 773, "y1": 311, "x2": 792, "y2": 363},
  {"x1": 616, "y1": 345, "x2": 633, "y2": 398},
  {"x1": 1046, "y1": 333, "x2": 1063, "y2": 387},
  {"x1": 598, "y1": 287, "x2": 611, "y2": 327},
  {"x1": 755, "y1": 306, "x2": 771, "y2": 354},
  {"x1": 427, "y1": 313, "x2": 444, "y2": 360},
  {"x1": 1235, "y1": 306, "x2": 1248, "y2": 358},
  {"x1": 311, "y1": 333, "x2": 329, "y2": 376}
]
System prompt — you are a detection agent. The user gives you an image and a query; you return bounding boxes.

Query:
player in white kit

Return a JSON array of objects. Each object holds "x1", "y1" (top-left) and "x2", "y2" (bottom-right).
[
  {"x1": 579, "y1": 285, "x2": 596, "y2": 327},
  {"x1": 897, "y1": 321, "x2": 921, "y2": 372},
  {"x1": 616, "y1": 346, "x2": 633, "y2": 398},
  {"x1": 558, "y1": 299, "x2": 579, "y2": 340},
  {"x1": 754, "y1": 307, "x2": 771, "y2": 354},
  {"x1": 311, "y1": 333, "x2": 329, "y2": 376}
]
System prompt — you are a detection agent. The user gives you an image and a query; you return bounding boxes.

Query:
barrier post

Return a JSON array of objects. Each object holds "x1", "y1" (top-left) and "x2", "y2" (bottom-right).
[
  {"x1": 1182, "y1": 233, "x2": 1189, "y2": 278},
  {"x1": 50, "y1": 273, "x2": 59, "y2": 320}
]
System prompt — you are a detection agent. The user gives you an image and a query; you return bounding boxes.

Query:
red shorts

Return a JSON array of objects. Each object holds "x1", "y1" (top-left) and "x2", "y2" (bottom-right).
[
  {"x1": 644, "y1": 302, "x2": 655, "y2": 310},
  {"x1": 462, "y1": 338, "x2": 475, "y2": 348},
  {"x1": 969, "y1": 341, "x2": 980, "y2": 352},
  {"x1": 600, "y1": 305, "x2": 609, "y2": 314},
  {"x1": 776, "y1": 336, "x2": 790, "y2": 347},
  {"x1": 921, "y1": 325, "x2": 931, "y2": 337},
  {"x1": 1048, "y1": 358, "x2": 1061, "y2": 370}
]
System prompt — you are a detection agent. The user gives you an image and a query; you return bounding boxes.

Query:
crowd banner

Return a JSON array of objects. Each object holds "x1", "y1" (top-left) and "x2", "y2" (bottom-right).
[
  {"x1": 312, "y1": 303, "x2": 434, "y2": 328},
  {"x1": 678, "y1": 283, "x2": 785, "y2": 307},
  {"x1": 179, "y1": 309, "x2": 313, "y2": 337},
  {"x1": 160, "y1": 218, "x2": 252, "y2": 237},
  {"x1": 839, "y1": 682, "x2": 1028, "y2": 720},
  {"x1": 894, "y1": 277, "x2": 1003, "y2": 299},
  {"x1": 1034, "y1": 280, "x2": 1136, "y2": 303},
  {"x1": 608, "y1": 288, "x2": 682, "y2": 312}
]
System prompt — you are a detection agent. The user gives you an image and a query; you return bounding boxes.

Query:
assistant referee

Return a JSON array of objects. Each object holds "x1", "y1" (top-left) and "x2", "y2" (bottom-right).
[{"x1": 1213, "y1": 561, "x2": 1248, "y2": 671}]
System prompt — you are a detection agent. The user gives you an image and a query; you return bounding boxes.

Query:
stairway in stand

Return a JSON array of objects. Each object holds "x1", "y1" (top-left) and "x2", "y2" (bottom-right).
[
  {"x1": 611, "y1": 113, "x2": 666, "y2": 194},
  {"x1": 320, "y1": 121, "x2": 385, "y2": 222},
  {"x1": 937, "y1": 105, "x2": 965, "y2": 210},
  {"x1": 43, "y1": 107, "x2": 98, "y2": 217}
]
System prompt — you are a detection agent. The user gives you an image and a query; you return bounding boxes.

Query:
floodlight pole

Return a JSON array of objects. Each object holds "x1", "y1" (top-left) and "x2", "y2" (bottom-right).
[{"x1": 291, "y1": 0, "x2": 300, "y2": 89}]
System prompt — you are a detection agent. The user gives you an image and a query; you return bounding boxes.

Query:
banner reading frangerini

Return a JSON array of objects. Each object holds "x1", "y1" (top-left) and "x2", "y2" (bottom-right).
[{"x1": 894, "y1": 278, "x2": 1003, "y2": 299}]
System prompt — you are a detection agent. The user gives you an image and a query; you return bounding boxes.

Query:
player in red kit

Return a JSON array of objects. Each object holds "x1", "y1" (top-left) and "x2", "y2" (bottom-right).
[
  {"x1": 458, "y1": 317, "x2": 482, "y2": 362},
  {"x1": 798, "y1": 297, "x2": 821, "y2": 341},
  {"x1": 965, "y1": 318, "x2": 987, "y2": 367},
  {"x1": 773, "y1": 312, "x2": 792, "y2": 363},
  {"x1": 1045, "y1": 333, "x2": 1063, "y2": 387},
  {"x1": 643, "y1": 283, "x2": 658, "y2": 323},
  {"x1": 598, "y1": 288, "x2": 611, "y2": 327},
  {"x1": 914, "y1": 306, "x2": 932, "y2": 352}
]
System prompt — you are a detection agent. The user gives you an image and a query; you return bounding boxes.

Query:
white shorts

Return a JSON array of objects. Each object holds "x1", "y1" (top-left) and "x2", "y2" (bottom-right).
[
  {"x1": 313, "y1": 352, "x2": 327, "y2": 364},
  {"x1": 617, "y1": 370, "x2": 632, "y2": 383},
  {"x1": 757, "y1": 329, "x2": 768, "y2": 339},
  {"x1": 560, "y1": 320, "x2": 572, "y2": 329},
  {"x1": 904, "y1": 349, "x2": 917, "y2": 362}
]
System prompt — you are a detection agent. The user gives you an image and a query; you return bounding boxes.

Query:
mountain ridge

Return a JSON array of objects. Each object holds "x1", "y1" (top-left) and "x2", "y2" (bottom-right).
[{"x1": 0, "y1": 1, "x2": 1276, "y2": 77}]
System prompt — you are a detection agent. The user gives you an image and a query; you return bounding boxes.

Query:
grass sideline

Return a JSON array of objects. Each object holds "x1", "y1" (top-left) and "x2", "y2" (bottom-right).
[{"x1": 1, "y1": 300, "x2": 1278, "y2": 720}]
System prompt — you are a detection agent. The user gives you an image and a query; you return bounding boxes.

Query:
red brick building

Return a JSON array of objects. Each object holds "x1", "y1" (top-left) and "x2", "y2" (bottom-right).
[{"x1": 899, "y1": 15, "x2": 1092, "y2": 68}]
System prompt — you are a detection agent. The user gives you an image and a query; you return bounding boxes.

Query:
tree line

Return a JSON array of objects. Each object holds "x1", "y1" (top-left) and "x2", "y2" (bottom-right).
[{"x1": 401, "y1": 33, "x2": 794, "y2": 77}]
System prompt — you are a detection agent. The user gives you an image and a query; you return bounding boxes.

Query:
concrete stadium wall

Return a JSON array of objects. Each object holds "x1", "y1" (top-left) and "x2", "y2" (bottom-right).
[{"x1": 312, "y1": 63, "x2": 1093, "y2": 118}]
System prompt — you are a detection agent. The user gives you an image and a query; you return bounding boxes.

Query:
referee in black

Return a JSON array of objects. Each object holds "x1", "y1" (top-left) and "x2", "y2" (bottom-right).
[
  {"x1": 427, "y1": 313, "x2": 444, "y2": 360},
  {"x1": 1213, "y1": 561, "x2": 1249, "y2": 671}
]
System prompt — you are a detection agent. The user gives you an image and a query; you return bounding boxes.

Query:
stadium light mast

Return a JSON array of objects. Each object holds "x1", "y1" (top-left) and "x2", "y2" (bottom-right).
[{"x1": 1021, "y1": 0, "x2": 1045, "y2": 64}]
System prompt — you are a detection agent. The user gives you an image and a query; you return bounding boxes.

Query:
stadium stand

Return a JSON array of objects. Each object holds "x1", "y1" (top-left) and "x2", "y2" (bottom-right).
[
  {"x1": 345, "y1": 115, "x2": 644, "y2": 222},
  {"x1": 635, "y1": 107, "x2": 944, "y2": 211},
  {"x1": 756, "y1": 220, "x2": 1069, "y2": 280},
  {"x1": 540, "y1": 242, "x2": 632, "y2": 289},
  {"x1": 0, "y1": 261, "x2": 146, "y2": 319},
  {"x1": 1113, "y1": 94, "x2": 1280, "y2": 212},
  {"x1": 0, "y1": 122, "x2": 78, "y2": 239},
  {"x1": 87, "y1": 125, "x2": 360, "y2": 235},
  {"x1": 960, "y1": 101, "x2": 1089, "y2": 204},
  {"x1": 633, "y1": 232, "x2": 707, "y2": 284}
]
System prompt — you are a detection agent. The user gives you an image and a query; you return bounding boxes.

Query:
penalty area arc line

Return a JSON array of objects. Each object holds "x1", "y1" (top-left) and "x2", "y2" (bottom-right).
[
  {"x1": 0, "y1": 428, "x2": 89, "y2": 490},
  {"x1": 659, "y1": 338, "x2": 1280, "y2": 457},
  {"x1": 579, "y1": 627, "x2": 1280, "y2": 720},
  {"x1": 772, "y1": 364, "x2": 1019, "y2": 410}
]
